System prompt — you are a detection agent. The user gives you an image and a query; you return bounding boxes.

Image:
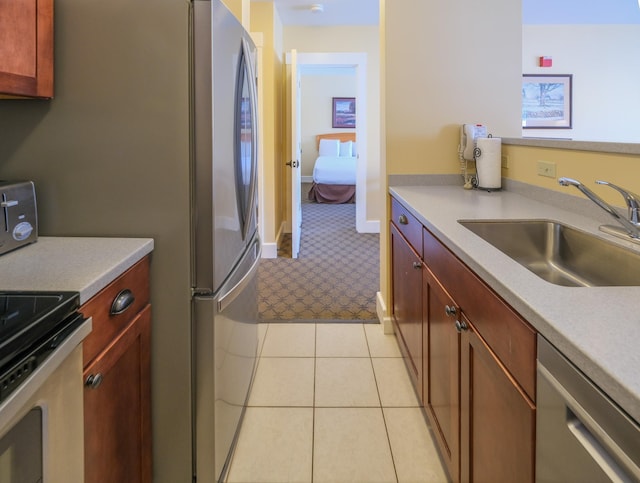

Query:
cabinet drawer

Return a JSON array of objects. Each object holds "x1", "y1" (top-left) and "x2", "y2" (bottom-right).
[
  {"x1": 423, "y1": 227, "x2": 536, "y2": 400},
  {"x1": 81, "y1": 257, "x2": 150, "y2": 367},
  {"x1": 391, "y1": 197, "x2": 423, "y2": 256}
]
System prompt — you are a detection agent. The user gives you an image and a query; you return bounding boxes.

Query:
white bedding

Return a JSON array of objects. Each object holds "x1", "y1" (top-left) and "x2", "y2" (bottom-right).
[{"x1": 312, "y1": 156, "x2": 356, "y2": 185}]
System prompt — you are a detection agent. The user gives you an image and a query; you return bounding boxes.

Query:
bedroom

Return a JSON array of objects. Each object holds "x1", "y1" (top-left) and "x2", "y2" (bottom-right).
[{"x1": 301, "y1": 69, "x2": 357, "y2": 206}]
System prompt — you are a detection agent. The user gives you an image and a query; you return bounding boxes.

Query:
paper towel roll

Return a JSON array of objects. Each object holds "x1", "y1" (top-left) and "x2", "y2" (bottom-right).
[{"x1": 476, "y1": 137, "x2": 502, "y2": 190}]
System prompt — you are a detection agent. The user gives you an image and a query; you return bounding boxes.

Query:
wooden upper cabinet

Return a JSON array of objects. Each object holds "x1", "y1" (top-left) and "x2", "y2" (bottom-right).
[{"x1": 0, "y1": 0, "x2": 54, "y2": 98}]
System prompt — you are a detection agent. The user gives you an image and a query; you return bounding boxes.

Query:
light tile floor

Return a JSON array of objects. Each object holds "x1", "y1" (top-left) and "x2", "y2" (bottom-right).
[{"x1": 225, "y1": 323, "x2": 448, "y2": 483}]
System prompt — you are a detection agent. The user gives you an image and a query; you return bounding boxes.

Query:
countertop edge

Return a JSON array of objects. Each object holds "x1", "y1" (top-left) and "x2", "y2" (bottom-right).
[{"x1": 0, "y1": 237, "x2": 155, "y2": 305}]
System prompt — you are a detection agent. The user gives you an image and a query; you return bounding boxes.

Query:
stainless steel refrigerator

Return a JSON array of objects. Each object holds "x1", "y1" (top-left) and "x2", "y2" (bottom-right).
[{"x1": 191, "y1": 1, "x2": 260, "y2": 482}]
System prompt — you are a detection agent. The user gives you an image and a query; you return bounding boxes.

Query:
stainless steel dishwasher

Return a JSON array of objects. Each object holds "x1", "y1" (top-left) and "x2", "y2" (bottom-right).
[{"x1": 537, "y1": 335, "x2": 640, "y2": 482}]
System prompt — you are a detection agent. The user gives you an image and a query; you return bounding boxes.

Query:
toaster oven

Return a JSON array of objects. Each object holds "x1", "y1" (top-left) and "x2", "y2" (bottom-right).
[{"x1": 0, "y1": 181, "x2": 38, "y2": 257}]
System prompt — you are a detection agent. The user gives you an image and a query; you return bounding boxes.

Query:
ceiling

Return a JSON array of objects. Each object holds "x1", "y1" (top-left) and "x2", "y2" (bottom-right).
[
  {"x1": 253, "y1": 0, "x2": 379, "y2": 26},
  {"x1": 252, "y1": 0, "x2": 640, "y2": 26}
]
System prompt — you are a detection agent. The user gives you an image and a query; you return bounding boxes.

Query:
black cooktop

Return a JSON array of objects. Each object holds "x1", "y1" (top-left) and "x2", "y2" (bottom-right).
[{"x1": 0, "y1": 291, "x2": 83, "y2": 402}]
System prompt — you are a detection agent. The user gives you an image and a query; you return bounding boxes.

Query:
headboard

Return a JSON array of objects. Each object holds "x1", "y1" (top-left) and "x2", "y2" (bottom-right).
[{"x1": 316, "y1": 132, "x2": 356, "y2": 151}]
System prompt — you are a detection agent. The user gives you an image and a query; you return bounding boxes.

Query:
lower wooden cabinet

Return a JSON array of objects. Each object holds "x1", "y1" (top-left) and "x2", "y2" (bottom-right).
[
  {"x1": 389, "y1": 195, "x2": 537, "y2": 483},
  {"x1": 391, "y1": 222, "x2": 423, "y2": 390},
  {"x1": 81, "y1": 257, "x2": 152, "y2": 483},
  {"x1": 84, "y1": 305, "x2": 152, "y2": 483},
  {"x1": 460, "y1": 314, "x2": 535, "y2": 483},
  {"x1": 423, "y1": 268, "x2": 460, "y2": 483}
]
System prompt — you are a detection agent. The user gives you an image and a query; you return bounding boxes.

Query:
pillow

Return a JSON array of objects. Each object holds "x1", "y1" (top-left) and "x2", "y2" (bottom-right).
[
  {"x1": 318, "y1": 139, "x2": 340, "y2": 156},
  {"x1": 339, "y1": 141, "x2": 353, "y2": 157},
  {"x1": 351, "y1": 142, "x2": 357, "y2": 157}
]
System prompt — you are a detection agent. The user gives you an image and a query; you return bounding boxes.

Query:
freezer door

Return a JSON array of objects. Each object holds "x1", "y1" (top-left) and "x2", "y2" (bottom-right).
[
  {"x1": 193, "y1": 235, "x2": 260, "y2": 482},
  {"x1": 192, "y1": 0, "x2": 259, "y2": 294}
]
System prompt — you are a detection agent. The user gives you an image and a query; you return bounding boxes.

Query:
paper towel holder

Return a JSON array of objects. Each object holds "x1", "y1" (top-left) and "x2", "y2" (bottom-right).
[{"x1": 475, "y1": 135, "x2": 502, "y2": 191}]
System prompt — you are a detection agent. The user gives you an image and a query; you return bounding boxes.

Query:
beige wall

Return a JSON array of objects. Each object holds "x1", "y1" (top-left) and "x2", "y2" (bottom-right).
[
  {"x1": 251, "y1": 2, "x2": 284, "y2": 246},
  {"x1": 381, "y1": 0, "x2": 522, "y2": 320},
  {"x1": 284, "y1": 25, "x2": 382, "y2": 226},
  {"x1": 503, "y1": 145, "x2": 640, "y2": 206},
  {"x1": 523, "y1": 25, "x2": 640, "y2": 143},
  {"x1": 300, "y1": 73, "x2": 356, "y2": 177}
]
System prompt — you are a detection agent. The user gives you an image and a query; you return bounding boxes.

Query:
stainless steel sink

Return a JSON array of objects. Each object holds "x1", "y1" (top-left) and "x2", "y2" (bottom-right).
[{"x1": 458, "y1": 219, "x2": 640, "y2": 287}]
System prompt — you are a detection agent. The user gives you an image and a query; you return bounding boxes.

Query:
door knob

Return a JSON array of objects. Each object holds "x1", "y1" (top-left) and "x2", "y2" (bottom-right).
[{"x1": 286, "y1": 160, "x2": 299, "y2": 168}]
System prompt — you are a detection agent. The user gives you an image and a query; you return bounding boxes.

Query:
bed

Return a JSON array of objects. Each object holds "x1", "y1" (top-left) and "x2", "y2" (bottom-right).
[{"x1": 308, "y1": 133, "x2": 357, "y2": 203}]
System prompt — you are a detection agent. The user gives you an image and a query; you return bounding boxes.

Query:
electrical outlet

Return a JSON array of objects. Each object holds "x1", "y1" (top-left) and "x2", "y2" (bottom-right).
[
  {"x1": 501, "y1": 155, "x2": 509, "y2": 169},
  {"x1": 537, "y1": 161, "x2": 556, "y2": 178}
]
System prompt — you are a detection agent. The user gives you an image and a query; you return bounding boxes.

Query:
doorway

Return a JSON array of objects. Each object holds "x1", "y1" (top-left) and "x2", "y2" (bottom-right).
[{"x1": 285, "y1": 52, "x2": 373, "y2": 237}]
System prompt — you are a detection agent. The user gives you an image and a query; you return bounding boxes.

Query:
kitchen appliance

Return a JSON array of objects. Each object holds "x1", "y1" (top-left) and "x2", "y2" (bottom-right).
[
  {"x1": 0, "y1": 291, "x2": 90, "y2": 482},
  {"x1": 0, "y1": 181, "x2": 37, "y2": 256},
  {"x1": 191, "y1": 2, "x2": 261, "y2": 482},
  {"x1": 537, "y1": 335, "x2": 640, "y2": 482}
]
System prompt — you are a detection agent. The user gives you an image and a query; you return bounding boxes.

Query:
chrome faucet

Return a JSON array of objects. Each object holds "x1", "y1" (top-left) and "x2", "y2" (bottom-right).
[
  {"x1": 558, "y1": 177, "x2": 640, "y2": 240},
  {"x1": 595, "y1": 180, "x2": 640, "y2": 225}
]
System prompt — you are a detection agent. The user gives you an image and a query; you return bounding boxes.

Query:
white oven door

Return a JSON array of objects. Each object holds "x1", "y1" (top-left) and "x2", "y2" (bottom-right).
[{"x1": 0, "y1": 321, "x2": 90, "y2": 483}]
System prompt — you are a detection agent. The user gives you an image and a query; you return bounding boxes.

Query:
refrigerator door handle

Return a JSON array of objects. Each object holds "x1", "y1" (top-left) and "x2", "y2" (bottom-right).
[{"x1": 218, "y1": 240, "x2": 262, "y2": 312}]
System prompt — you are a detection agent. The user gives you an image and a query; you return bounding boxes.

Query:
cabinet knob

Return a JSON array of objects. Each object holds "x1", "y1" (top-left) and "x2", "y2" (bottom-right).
[
  {"x1": 110, "y1": 289, "x2": 135, "y2": 315},
  {"x1": 445, "y1": 305, "x2": 457, "y2": 317},
  {"x1": 85, "y1": 373, "x2": 103, "y2": 389},
  {"x1": 398, "y1": 214, "x2": 408, "y2": 225},
  {"x1": 455, "y1": 320, "x2": 469, "y2": 333},
  {"x1": 412, "y1": 262, "x2": 422, "y2": 269}
]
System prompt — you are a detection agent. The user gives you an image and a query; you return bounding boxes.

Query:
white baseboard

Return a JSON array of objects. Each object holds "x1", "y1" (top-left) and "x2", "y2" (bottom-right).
[
  {"x1": 376, "y1": 291, "x2": 394, "y2": 334},
  {"x1": 261, "y1": 242, "x2": 278, "y2": 259},
  {"x1": 261, "y1": 222, "x2": 288, "y2": 259},
  {"x1": 357, "y1": 219, "x2": 380, "y2": 234},
  {"x1": 301, "y1": 176, "x2": 313, "y2": 183}
]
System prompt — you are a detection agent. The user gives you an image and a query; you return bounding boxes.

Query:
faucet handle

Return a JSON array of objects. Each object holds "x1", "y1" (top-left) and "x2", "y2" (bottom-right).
[{"x1": 596, "y1": 180, "x2": 640, "y2": 224}]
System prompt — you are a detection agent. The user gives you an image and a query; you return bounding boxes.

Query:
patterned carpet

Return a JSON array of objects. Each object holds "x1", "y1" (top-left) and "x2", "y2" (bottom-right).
[{"x1": 258, "y1": 193, "x2": 379, "y2": 322}]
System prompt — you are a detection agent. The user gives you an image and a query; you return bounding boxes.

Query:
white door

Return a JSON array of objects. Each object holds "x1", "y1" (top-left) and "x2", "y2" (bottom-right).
[{"x1": 289, "y1": 49, "x2": 302, "y2": 258}]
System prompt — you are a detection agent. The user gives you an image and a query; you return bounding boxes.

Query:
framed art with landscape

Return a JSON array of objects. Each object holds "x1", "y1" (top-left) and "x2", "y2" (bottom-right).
[
  {"x1": 332, "y1": 97, "x2": 356, "y2": 128},
  {"x1": 522, "y1": 74, "x2": 572, "y2": 129}
]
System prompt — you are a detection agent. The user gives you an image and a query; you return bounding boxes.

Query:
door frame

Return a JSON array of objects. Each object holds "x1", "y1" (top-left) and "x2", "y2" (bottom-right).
[{"x1": 285, "y1": 51, "x2": 372, "y2": 234}]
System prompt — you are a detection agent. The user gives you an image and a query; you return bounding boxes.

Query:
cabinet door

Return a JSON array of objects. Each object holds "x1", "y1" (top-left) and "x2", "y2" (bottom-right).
[
  {"x1": 425, "y1": 270, "x2": 460, "y2": 483},
  {"x1": 390, "y1": 223, "x2": 422, "y2": 389},
  {"x1": 0, "y1": 0, "x2": 54, "y2": 98},
  {"x1": 84, "y1": 304, "x2": 152, "y2": 483},
  {"x1": 460, "y1": 314, "x2": 535, "y2": 483}
]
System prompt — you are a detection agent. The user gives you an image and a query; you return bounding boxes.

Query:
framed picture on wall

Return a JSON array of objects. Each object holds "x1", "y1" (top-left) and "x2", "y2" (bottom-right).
[
  {"x1": 332, "y1": 97, "x2": 356, "y2": 128},
  {"x1": 522, "y1": 74, "x2": 572, "y2": 129}
]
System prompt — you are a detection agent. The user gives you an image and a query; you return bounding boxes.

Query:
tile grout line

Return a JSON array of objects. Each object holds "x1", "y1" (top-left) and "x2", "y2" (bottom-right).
[
  {"x1": 311, "y1": 322, "x2": 316, "y2": 483},
  {"x1": 364, "y1": 324, "x2": 401, "y2": 483}
]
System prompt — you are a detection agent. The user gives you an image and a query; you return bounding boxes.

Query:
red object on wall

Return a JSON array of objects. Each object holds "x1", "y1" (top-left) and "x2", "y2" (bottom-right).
[{"x1": 539, "y1": 56, "x2": 552, "y2": 67}]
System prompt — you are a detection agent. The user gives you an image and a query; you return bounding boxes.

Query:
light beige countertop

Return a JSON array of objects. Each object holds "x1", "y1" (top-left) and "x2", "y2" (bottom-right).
[
  {"x1": 389, "y1": 184, "x2": 640, "y2": 425},
  {"x1": 0, "y1": 236, "x2": 154, "y2": 304}
]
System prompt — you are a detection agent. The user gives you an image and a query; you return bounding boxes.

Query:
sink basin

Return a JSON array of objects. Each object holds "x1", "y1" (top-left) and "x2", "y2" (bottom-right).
[{"x1": 458, "y1": 219, "x2": 640, "y2": 287}]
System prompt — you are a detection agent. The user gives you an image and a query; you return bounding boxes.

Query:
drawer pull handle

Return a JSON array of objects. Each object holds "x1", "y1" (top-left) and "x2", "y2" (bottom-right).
[
  {"x1": 412, "y1": 262, "x2": 422, "y2": 269},
  {"x1": 110, "y1": 289, "x2": 135, "y2": 315},
  {"x1": 455, "y1": 320, "x2": 469, "y2": 333},
  {"x1": 398, "y1": 214, "x2": 408, "y2": 225},
  {"x1": 85, "y1": 373, "x2": 103, "y2": 389},
  {"x1": 445, "y1": 305, "x2": 457, "y2": 317}
]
